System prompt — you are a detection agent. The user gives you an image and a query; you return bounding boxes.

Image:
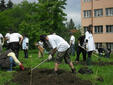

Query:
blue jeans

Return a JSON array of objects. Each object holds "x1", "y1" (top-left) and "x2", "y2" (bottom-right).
[{"x1": 9, "y1": 56, "x2": 14, "y2": 71}]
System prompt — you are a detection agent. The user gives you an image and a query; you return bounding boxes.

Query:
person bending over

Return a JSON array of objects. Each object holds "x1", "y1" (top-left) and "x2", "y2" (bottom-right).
[
  {"x1": 0, "y1": 49, "x2": 24, "y2": 71},
  {"x1": 40, "y1": 34, "x2": 76, "y2": 74}
]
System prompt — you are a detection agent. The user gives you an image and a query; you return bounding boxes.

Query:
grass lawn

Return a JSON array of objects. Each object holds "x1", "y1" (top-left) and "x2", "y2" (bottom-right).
[{"x1": 0, "y1": 49, "x2": 113, "y2": 85}]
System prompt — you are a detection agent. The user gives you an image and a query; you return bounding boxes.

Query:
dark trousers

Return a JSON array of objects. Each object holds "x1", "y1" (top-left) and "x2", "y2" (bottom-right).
[
  {"x1": 76, "y1": 46, "x2": 86, "y2": 61},
  {"x1": 9, "y1": 42, "x2": 20, "y2": 59},
  {"x1": 88, "y1": 51, "x2": 92, "y2": 58},
  {"x1": 86, "y1": 51, "x2": 93, "y2": 65},
  {"x1": 70, "y1": 44, "x2": 75, "y2": 56},
  {"x1": 24, "y1": 50, "x2": 28, "y2": 58},
  {"x1": 6, "y1": 43, "x2": 10, "y2": 50}
]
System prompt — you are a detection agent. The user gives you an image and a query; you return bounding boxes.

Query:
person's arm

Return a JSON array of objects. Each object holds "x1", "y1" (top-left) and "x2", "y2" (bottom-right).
[
  {"x1": 1, "y1": 37, "x2": 4, "y2": 45},
  {"x1": 48, "y1": 48, "x2": 57, "y2": 60},
  {"x1": 19, "y1": 35, "x2": 23, "y2": 45},
  {"x1": 50, "y1": 48, "x2": 57, "y2": 56}
]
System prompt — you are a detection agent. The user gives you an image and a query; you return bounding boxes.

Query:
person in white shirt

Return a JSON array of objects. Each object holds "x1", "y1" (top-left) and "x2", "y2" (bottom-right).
[
  {"x1": 0, "y1": 33, "x2": 4, "y2": 52},
  {"x1": 40, "y1": 34, "x2": 76, "y2": 74},
  {"x1": 85, "y1": 25, "x2": 95, "y2": 65},
  {"x1": 5, "y1": 33, "x2": 10, "y2": 49},
  {"x1": 22, "y1": 35, "x2": 29, "y2": 58},
  {"x1": 9, "y1": 31, "x2": 23, "y2": 58},
  {"x1": 69, "y1": 33, "x2": 75, "y2": 56},
  {"x1": 35, "y1": 40, "x2": 44, "y2": 58}
]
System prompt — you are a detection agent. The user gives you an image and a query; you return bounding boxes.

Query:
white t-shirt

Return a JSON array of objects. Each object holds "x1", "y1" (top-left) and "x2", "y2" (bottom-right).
[
  {"x1": 38, "y1": 41, "x2": 44, "y2": 48},
  {"x1": 0, "y1": 33, "x2": 3, "y2": 44},
  {"x1": 48, "y1": 35, "x2": 70, "y2": 52},
  {"x1": 22, "y1": 37, "x2": 29, "y2": 49},
  {"x1": 70, "y1": 35, "x2": 75, "y2": 45},
  {"x1": 5, "y1": 33, "x2": 10, "y2": 43},
  {"x1": 85, "y1": 31, "x2": 95, "y2": 52},
  {"x1": 9, "y1": 33, "x2": 22, "y2": 43}
]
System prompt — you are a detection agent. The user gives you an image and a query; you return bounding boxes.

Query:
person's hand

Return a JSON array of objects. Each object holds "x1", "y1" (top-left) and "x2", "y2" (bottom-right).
[
  {"x1": 48, "y1": 54, "x2": 52, "y2": 60},
  {"x1": 78, "y1": 43, "x2": 81, "y2": 46}
]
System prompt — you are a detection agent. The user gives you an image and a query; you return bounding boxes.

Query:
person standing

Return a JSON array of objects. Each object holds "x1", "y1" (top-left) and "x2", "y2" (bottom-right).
[
  {"x1": 75, "y1": 33, "x2": 86, "y2": 63},
  {"x1": 69, "y1": 33, "x2": 75, "y2": 56},
  {"x1": 0, "y1": 33, "x2": 4, "y2": 52},
  {"x1": 35, "y1": 40, "x2": 44, "y2": 58},
  {"x1": 22, "y1": 35, "x2": 29, "y2": 58},
  {"x1": 40, "y1": 34, "x2": 76, "y2": 74},
  {"x1": 5, "y1": 33, "x2": 10, "y2": 50},
  {"x1": 85, "y1": 25, "x2": 95, "y2": 65},
  {"x1": 9, "y1": 31, "x2": 23, "y2": 59}
]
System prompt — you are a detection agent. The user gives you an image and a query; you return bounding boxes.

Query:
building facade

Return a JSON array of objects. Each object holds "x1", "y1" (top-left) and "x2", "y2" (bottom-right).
[{"x1": 81, "y1": 0, "x2": 113, "y2": 50}]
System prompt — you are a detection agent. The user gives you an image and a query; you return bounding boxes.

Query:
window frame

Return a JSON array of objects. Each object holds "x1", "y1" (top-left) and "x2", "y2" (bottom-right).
[{"x1": 94, "y1": 25, "x2": 103, "y2": 34}]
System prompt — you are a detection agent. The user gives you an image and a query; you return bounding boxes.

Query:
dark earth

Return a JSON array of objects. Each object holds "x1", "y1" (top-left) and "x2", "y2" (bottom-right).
[
  {"x1": 75, "y1": 61, "x2": 113, "y2": 66},
  {"x1": 6, "y1": 68, "x2": 92, "y2": 85},
  {"x1": 5, "y1": 60, "x2": 111, "y2": 85}
]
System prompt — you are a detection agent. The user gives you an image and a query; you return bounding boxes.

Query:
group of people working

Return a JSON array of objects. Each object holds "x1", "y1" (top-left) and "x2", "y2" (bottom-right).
[
  {"x1": 38, "y1": 25, "x2": 95, "y2": 74},
  {"x1": 0, "y1": 30, "x2": 29, "y2": 71},
  {"x1": 0, "y1": 24, "x2": 108, "y2": 73}
]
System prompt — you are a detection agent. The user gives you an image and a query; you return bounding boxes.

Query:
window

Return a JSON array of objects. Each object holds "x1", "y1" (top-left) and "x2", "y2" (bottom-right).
[
  {"x1": 106, "y1": 25, "x2": 113, "y2": 33},
  {"x1": 83, "y1": 10, "x2": 91, "y2": 18},
  {"x1": 106, "y1": 8, "x2": 113, "y2": 16},
  {"x1": 94, "y1": 9, "x2": 103, "y2": 17},
  {"x1": 94, "y1": 26, "x2": 103, "y2": 33},
  {"x1": 84, "y1": 26, "x2": 88, "y2": 33},
  {"x1": 83, "y1": 0, "x2": 91, "y2": 2},
  {"x1": 106, "y1": 43, "x2": 113, "y2": 50},
  {"x1": 95, "y1": 43, "x2": 102, "y2": 49}
]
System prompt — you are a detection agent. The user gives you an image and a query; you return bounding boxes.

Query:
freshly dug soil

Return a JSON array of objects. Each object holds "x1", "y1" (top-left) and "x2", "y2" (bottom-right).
[{"x1": 6, "y1": 68, "x2": 92, "y2": 85}]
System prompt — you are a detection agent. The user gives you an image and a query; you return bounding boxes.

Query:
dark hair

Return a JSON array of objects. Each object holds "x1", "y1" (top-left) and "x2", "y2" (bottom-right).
[
  {"x1": 40, "y1": 35, "x2": 47, "y2": 42},
  {"x1": 88, "y1": 24, "x2": 93, "y2": 29}
]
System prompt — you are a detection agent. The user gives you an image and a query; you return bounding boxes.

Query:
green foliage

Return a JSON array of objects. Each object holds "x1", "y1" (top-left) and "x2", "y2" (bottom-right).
[
  {"x1": 0, "y1": 0, "x2": 68, "y2": 48},
  {"x1": 37, "y1": 0, "x2": 67, "y2": 34}
]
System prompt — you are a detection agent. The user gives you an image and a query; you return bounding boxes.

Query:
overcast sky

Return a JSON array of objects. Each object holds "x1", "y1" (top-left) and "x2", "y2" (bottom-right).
[{"x1": 5, "y1": 0, "x2": 81, "y2": 25}]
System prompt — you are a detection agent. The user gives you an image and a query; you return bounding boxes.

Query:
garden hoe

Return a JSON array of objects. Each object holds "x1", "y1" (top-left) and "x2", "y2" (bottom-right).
[
  {"x1": 28, "y1": 58, "x2": 48, "y2": 75},
  {"x1": 79, "y1": 45, "x2": 99, "y2": 58}
]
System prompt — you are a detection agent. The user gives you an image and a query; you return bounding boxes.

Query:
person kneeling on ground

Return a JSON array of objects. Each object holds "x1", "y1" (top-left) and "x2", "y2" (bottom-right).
[
  {"x1": 0, "y1": 49, "x2": 24, "y2": 71},
  {"x1": 40, "y1": 34, "x2": 76, "y2": 74}
]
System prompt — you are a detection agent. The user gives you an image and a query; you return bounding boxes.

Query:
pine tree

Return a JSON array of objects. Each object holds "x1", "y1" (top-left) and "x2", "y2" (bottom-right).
[
  {"x1": 7, "y1": 0, "x2": 13, "y2": 8},
  {"x1": 69, "y1": 19, "x2": 75, "y2": 29},
  {"x1": 0, "y1": 0, "x2": 6, "y2": 11}
]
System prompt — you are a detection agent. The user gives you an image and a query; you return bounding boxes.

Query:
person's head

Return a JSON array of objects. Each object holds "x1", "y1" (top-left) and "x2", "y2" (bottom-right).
[
  {"x1": 9, "y1": 28, "x2": 16, "y2": 33},
  {"x1": 40, "y1": 35, "x2": 47, "y2": 42},
  {"x1": 23, "y1": 34, "x2": 28, "y2": 37},
  {"x1": 88, "y1": 24, "x2": 93, "y2": 33}
]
